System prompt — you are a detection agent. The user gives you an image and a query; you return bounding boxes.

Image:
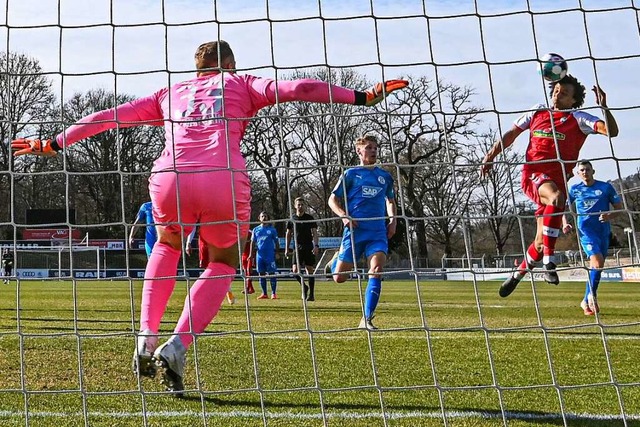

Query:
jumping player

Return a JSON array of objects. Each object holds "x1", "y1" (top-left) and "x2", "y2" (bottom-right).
[
  {"x1": 11, "y1": 40, "x2": 408, "y2": 396},
  {"x1": 328, "y1": 135, "x2": 397, "y2": 330},
  {"x1": 480, "y1": 76, "x2": 618, "y2": 297},
  {"x1": 566, "y1": 160, "x2": 623, "y2": 315}
]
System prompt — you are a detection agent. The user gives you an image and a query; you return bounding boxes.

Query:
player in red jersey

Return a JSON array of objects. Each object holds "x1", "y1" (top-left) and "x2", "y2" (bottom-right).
[
  {"x1": 480, "y1": 75, "x2": 618, "y2": 297},
  {"x1": 240, "y1": 231, "x2": 255, "y2": 294}
]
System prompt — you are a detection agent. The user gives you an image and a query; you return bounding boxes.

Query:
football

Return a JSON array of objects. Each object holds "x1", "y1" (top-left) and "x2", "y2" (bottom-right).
[{"x1": 538, "y1": 53, "x2": 568, "y2": 82}]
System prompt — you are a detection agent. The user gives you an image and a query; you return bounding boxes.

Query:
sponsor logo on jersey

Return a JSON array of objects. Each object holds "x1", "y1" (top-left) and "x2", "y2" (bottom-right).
[
  {"x1": 362, "y1": 186, "x2": 382, "y2": 198},
  {"x1": 378, "y1": 176, "x2": 386, "y2": 184},
  {"x1": 532, "y1": 129, "x2": 566, "y2": 140}
]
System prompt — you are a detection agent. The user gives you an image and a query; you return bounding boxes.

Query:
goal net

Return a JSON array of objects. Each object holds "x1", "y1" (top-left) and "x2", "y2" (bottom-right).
[{"x1": 2, "y1": 1, "x2": 640, "y2": 426}]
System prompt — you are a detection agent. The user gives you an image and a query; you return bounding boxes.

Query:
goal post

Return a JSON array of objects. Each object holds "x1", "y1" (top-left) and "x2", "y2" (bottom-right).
[
  {"x1": 15, "y1": 246, "x2": 103, "y2": 279},
  {"x1": 313, "y1": 248, "x2": 338, "y2": 275}
]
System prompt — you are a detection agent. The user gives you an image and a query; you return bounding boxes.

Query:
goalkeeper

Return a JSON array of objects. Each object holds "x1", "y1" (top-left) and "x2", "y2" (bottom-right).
[{"x1": 12, "y1": 39, "x2": 408, "y2": 397}]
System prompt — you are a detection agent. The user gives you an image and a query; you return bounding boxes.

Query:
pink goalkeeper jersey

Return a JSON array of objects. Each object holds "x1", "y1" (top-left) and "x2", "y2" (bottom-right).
[{"x1": 56, "y1": 73, "x2": 356, "y2": 172}]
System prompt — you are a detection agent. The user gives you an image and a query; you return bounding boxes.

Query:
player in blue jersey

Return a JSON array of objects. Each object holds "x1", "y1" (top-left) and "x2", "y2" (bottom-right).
[
  {"x1": 566, "y1": 160, "x2": 623, "y2": 315},
  {"x1": 328, "y1": 135, "x2": 397, "y2": 330},
  {"x1": 249, "y1": 211, "x2": 280, "y2": 299},
  {"x1": 129, "y1": 201, "x2": 158, "y2": 258}
]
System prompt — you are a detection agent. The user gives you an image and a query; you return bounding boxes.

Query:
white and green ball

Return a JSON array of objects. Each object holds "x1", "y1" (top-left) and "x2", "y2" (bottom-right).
[{"x1": 538, "y1": 53, "x2": 568, "y2": 82}]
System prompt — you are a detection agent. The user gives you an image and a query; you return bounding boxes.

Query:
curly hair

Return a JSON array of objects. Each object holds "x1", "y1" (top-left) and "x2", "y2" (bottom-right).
[{"x1": 548, "y1": 74, "x2": 586, "y2": 109}]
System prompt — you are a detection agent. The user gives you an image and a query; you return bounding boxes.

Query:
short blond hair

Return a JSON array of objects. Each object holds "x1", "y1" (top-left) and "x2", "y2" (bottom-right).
[
  {"x1": 194, "y1": 40, "x2": 234, "y2": 70},
  {"x1": 355, "y1": 135, "x2": 378, "y2": 147}
]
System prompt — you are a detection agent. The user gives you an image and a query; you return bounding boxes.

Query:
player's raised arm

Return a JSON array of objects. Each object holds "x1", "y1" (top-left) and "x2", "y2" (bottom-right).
[
  {"x1": 479, "y1": 125, "x2": 524, "y2": 177},
  {"x1": 592, "y1": 86, "x2": 619, "y2": 138}
]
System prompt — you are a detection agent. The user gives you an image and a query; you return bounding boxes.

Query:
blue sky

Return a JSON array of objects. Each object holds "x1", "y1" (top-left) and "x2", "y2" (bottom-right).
[{"x1": 1, "y1": 0, "x2": 638, "y2": 181}]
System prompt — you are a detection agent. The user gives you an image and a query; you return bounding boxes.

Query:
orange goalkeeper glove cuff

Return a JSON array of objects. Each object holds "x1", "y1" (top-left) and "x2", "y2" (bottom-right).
[
  {"x1": 354, "y1": 79, "x2": 409, "y2": 106},
  {"x1": 11, "y1": 138, "x2": 61, "y2": 157}
]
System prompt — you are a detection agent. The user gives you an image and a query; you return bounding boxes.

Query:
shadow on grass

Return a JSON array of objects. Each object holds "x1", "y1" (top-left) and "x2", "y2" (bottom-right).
[{"x1": 167, "y1": 397, "x2": 640, "y2": 426}]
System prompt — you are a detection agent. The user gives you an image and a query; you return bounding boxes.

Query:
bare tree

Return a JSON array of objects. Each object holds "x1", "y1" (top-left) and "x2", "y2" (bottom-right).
[
  {"x1": 470, "y1": 131, "x2": 524, "y2": 255},
  {"x1": 417, "y1": 141, "x2": 477, "y2": 257},
  {"x1": 366, "y1": 75, "x2": 481, "y2": 259},
  {"x1": 242, "y1": 107, "x2": 300, "y2": 225},
  {"x1": 241, "y1": 68, "x2": 372, "y2": 236},
  {"x1": 0, "y1": 51, "x2": 57, "y2": 233},
  {"x1": 284, "y1": 68, "x2": 371, "y2": 237},
  {"x1": 60, "y1": 89, "x2": 163, "y2": 233}
]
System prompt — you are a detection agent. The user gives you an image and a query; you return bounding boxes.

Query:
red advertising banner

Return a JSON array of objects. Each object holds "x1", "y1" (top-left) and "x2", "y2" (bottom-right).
[{"x1": 23, "y1": 229, "x2": 82, "y2": 240}]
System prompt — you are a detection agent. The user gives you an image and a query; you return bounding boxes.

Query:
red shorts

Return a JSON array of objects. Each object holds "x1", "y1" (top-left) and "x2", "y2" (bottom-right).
[
  {"x1": 149, "y1": 168, "x2": 251, "y2": 249},
  {"x1": 521, "y1": 171, "x2": 567, "y2": 216}
]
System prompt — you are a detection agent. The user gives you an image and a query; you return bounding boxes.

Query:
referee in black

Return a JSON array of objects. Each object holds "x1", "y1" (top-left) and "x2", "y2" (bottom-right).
[
  {"x1": 285, "y1": 197, "x2": 320, "y2": 301},
  {"x1": 2, "y1": 249, "x2": 13, "y2": 284}
]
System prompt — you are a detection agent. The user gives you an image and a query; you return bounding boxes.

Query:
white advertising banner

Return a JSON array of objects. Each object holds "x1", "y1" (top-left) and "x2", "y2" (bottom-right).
[{"x1": 16, "y1": 269, "x2": 50, "y2": 279}]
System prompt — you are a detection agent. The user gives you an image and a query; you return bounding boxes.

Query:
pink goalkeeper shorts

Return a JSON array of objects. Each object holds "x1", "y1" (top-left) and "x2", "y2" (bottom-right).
[{"x1": 148, "y1": 168, "x2": 251, "y2": 249}]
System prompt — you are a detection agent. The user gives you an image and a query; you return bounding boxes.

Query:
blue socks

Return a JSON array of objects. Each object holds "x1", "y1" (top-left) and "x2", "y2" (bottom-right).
[
  {"x1": 584, "y1": 269, "x2": 602, "y2": 301},
  {"x1": 260, "y1": 277, "x2": 267, "y2": 295},
  {"x1": 364, "y1": 277, "x2": 382, "y2": 319},
  {"x1": 270, "y1": 277, "x2": 277, "y2": 295}
]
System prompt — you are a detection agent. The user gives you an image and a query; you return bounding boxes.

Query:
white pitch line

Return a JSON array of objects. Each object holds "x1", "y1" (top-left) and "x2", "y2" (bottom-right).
[
  {"x1": 186, "y1": 332, "x2": 640, "y2": 341},
  {"x1": 1, "y1": 409, "x2": 639, "y2": 422}
]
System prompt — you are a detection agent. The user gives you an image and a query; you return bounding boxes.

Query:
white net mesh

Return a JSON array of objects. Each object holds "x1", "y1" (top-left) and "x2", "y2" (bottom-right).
[{"x1": 2, "y1": 1, "x2": 640, "y2": 426}]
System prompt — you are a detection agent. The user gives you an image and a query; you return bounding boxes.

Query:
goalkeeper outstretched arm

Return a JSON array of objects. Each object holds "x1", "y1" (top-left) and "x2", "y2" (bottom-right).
[{"x1": 11, "y1": 80, "x2": 407, "y2": 157}]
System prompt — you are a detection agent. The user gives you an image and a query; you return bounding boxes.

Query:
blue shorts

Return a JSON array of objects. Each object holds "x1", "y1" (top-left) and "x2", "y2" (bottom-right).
[
  {"x1": 580, "y1": 234, "x2": 610, "y2": 258},
  {"x1": 337, "y1": 227, "x2": 388, "y2": 264},
  {"x1": 256, "y1": 256, "x2": 277, "y2": 274}
]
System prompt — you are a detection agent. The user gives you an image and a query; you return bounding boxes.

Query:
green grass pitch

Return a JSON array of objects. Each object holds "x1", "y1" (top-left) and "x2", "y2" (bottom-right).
[{"x1": 0, "y1": 277, "x2": 640, "y2": 427}]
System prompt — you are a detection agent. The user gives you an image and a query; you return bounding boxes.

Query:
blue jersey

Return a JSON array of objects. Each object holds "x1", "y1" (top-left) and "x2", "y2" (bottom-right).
[
  {"x1": 252, "y1": 224, "x2": 278, "y2": 262},
  {"x1": 136, "y1": 202, "x2": 158, "y2": 246},
  {"x1": 332, "y1": 166, "x2": 395, "y2": 233},
  {"x1": 569, "y1": 180, "x2": 621, "y2": 237}
]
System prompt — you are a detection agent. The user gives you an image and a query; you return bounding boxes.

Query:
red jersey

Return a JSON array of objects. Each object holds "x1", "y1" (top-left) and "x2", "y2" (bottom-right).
[{"x1": 515, "y1": 104, "x2": 601, "y2": 180}]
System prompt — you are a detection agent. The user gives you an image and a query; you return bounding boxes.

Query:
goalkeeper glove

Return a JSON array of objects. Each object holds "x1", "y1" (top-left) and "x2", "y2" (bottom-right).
[
  {"x1": 11, "y1": 138, "x2": 61, "y2": 157},
  {"x1": 355, "y1": 79, "x2": 409, "y2": 106}
]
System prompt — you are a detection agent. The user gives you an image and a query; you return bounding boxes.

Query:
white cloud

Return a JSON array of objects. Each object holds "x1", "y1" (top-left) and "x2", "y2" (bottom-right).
[{"x1": 2, "y1": 0, "x2": 638, "y2": 180}]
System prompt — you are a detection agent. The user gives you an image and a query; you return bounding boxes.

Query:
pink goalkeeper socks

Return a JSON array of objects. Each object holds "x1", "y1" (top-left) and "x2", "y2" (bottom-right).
[
  {"x1": 139, "y1": 243, "x2": 181, "y2": 333},
  {"x1": 173, "y1": 262, "x2": 235, "y2": 348}
]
